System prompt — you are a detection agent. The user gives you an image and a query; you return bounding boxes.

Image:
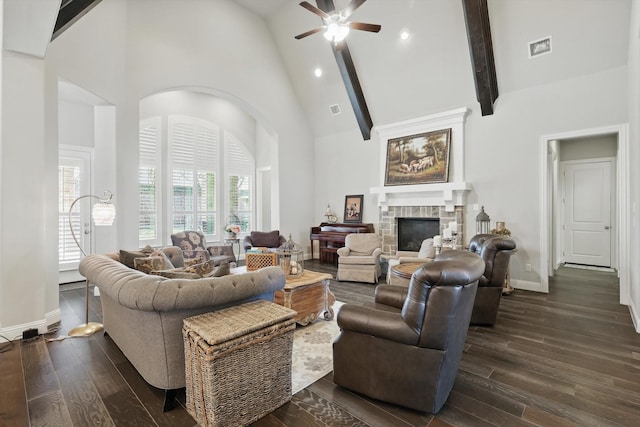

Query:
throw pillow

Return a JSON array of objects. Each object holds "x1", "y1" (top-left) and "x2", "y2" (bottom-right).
[
  {"x1": 141, "y1": 245, "x2": 155, "y2": 255},
  {"x1": 151, "y1": 249, "x2": 174, "y2": 270},
  {"x1": 418, "y1": 238, "x2": 436, "y2": 259},
  {"x1": 150, "y1": 270, "x2": 201, "y2": 280},
  {"x1": 120, "y1": 249, "x2": 148, "y2": 269},
  {"x1": 205, "y1": 262, "x2": 231, "y2": 278},
  {"x1": 184, "y1": 259, "x2": 215, "y2": 277},
  {"x1": 134, "y1": 256, "x2": 164, "y2": 274}
]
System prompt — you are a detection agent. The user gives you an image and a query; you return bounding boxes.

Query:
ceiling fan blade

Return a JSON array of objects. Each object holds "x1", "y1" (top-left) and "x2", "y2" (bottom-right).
[
  {"x1": 349, "y1": 22, "x2": 381, "y2": 33},
  {"x1": 299, "y1": 1, "x2": 329, "y2": 19},
  {"x1": 294, "y1": 26, "x2": 325, "y2": 40},
  {"x1": 342, "y1": 0, "x2": 367, "y2": 18}
]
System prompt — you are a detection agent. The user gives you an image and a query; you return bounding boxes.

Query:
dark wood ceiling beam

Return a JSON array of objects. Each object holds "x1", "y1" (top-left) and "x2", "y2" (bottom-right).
[
  {"x1": 462, "y1": 0, "x2": 498, "y2": 116},
  {"x1": 52, "y1": 0, "x2": 102, "y2": 41},
  {"x1": 317, "y1": 0, "x2": 374, "y2": 140}
]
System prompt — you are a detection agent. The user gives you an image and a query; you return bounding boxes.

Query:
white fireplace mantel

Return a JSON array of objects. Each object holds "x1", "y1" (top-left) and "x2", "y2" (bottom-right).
[
  {"x1": 370, "y1": 182, "x2": 471, "y2": 212},
  {"x1": 370, "y1": 107, "x2": 471, "y2": 212}
]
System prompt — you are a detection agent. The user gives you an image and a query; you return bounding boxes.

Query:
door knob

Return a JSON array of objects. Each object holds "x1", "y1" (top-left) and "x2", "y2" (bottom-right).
[{"x1": 604, "y1": 226, "x2": 610, "y2": 230}]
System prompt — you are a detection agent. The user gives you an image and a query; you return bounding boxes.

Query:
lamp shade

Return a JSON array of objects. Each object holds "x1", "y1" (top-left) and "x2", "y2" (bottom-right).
[{"x1": 92, "y1": 201, "x2": 116, "y2": 226}]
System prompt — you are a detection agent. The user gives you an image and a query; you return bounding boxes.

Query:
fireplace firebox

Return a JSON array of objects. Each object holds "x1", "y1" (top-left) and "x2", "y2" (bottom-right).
[{"x1": 397, "y1": 218, "x2": 440, "y2": 252}]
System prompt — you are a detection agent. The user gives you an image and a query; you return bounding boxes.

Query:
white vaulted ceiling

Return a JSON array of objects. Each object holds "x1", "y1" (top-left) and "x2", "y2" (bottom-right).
[{"x1": 233, "y1": 0, "x2": 631, "y2": 139}]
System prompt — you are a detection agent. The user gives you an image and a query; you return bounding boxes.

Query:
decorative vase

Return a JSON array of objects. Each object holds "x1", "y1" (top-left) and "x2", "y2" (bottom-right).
[{"x1": 226, "y1": 232, "x2": 237, "y2": 239}]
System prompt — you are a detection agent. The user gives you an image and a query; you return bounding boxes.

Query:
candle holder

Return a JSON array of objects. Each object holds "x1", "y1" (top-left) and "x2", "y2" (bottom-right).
[{"x1": 433, "y1": 235, "x2": 443, "y2": 255}]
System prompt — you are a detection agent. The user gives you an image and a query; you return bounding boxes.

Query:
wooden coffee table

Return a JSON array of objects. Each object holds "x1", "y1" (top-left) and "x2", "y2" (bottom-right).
[{"x1": 274, "y1": 270, "x2": 335, "y2": 326}]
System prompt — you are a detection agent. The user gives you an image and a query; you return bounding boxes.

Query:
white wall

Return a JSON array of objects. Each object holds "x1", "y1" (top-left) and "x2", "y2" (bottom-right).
[
  {"x1": 140, "y1": 91, "x2": 258, "y2": 157},
  {"x1": 59, "y1": 100, "x2": 95, "y2": 147},
  {"x1": 314, "y1": 65, "x2": 628, "y2": 290},
  {"x1": 465, "y1": 66, "x2": 627, "y2": 288},
  {"x1": 0, "y1": 0, "x2": 4, "y2": 332},
  {"x1": 1, "y1": 51, "x2": 51, "y2": 335},
  {"x1": 628, "y1": 0, "x2": 640, "y2": 329},
  {"x1": 122, "y1": 0, "x2": 314, "y2": 249},
  {"x1": 1, "y1": 0, "x2": 315, "y2": 335}
]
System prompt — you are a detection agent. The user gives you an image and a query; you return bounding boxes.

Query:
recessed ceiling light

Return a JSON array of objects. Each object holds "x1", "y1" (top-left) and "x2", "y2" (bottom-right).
[
  {"x1": 314, "y1": 68, "x2": 323, "y2": 77},
  {"x1": 400, "y1": 30, "x2": 410, "y2": 40}
]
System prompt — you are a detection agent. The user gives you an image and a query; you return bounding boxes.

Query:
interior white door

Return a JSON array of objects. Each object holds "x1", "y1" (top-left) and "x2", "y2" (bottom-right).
[{"x1": 563, "y1": 160, "x2": 612, "y2": 267}]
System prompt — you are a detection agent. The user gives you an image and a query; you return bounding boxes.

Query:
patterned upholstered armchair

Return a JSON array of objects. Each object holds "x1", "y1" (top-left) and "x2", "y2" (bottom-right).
[{"x1": 170, "y1": 230, "x2": 236, "y2": 267}]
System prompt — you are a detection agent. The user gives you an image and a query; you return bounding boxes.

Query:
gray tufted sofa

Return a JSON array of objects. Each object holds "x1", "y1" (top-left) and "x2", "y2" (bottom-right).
[{"x1": 79, "y1": 248, "x2": 285, "y2": 410}]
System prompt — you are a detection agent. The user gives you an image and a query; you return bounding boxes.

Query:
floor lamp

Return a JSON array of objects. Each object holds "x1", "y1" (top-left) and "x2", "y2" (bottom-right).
[{"x1": 68, "y1": 190, "x2": 116, "y2": 337}]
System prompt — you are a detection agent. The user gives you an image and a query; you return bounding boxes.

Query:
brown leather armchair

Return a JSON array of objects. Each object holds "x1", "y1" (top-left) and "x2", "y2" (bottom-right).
[
  {"x1": 333, "y1": 250, "x2": 485, "y2": 413},
  {"x1": 463, "y1": 234, "x2": 516, "y2": 325}
]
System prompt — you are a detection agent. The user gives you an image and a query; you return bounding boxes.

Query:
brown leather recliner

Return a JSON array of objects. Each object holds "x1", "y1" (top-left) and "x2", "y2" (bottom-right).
[
  {"x1": 462, "y1": 234, "x2": 516, "y2": 325},
  {"x1": 332, "y1": 250, "x2": 485, "y2": 414}
]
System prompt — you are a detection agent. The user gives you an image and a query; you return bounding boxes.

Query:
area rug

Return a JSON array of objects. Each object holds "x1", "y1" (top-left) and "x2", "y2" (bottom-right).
[{"x1": 291, "y1": 301, "x2": 344, "y2": 394}]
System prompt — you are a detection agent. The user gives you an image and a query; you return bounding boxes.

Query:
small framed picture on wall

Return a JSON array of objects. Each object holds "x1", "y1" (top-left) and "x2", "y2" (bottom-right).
[{"x1": 343, "y1": 195, "x2": 364, "y2": 223}]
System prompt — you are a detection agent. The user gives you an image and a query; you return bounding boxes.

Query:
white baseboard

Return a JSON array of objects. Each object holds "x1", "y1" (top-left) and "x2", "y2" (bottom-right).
[
  {"x1": 629, "y1": 299, "x2": 640, "y2": 333},
  {"x1": 46, "y1": 308, "x2": 62, "y2": 327},
  {"x1": 0, "y1": 308, "x2": 62, "y2": 343},
  {"x1": 511, "y1": 279, "x2": 548, "y2": 293}
]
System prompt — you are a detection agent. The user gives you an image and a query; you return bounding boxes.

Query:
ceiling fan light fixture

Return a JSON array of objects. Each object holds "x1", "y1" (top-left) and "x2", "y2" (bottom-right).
[{"x1": 324, "y1": 22, "x2": 350, "y2": 43}]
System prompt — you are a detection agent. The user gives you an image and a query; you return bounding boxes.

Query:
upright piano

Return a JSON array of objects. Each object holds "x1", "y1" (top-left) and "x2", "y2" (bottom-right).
[{"x1": 310, "y1": 222, "x2": 375, "y2": 264}]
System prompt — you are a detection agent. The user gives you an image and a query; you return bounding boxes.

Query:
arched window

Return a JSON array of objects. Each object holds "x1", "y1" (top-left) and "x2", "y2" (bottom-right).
[{"x1": 138, "y1": 115, "x2": 254, "y2": 246}]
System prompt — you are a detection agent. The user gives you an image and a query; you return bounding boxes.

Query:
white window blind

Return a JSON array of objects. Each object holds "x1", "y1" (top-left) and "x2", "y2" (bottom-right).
[
  {"x1": 225, "y1": 131, "x2": 254, "y2": 233},
  {"x1": 59, "y1": 164, "x2": 81, "y2": 263},
  {"x1": 169, "y1": 116, "x2": 219, "y2": 236},
  {"x1": 139, "y1": 117, "x2": 161, "y2": 245}
]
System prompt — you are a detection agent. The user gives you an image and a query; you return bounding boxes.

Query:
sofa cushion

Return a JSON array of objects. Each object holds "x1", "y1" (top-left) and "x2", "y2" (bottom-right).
[
  {"x1": 134, "y1": 256, "x2": 165, "y2": 274},
  {"x1": 250, "y1": 230, "x2": 281, "y2": 248},
  {"x1": 184, "y1": 259, "x2": 215, "y2": 277}
]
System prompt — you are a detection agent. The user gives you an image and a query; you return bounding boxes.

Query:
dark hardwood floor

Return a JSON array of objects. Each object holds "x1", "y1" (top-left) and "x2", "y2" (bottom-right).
[{"x1": 1, "y1": 260, "x2": 639, "y2": 426}]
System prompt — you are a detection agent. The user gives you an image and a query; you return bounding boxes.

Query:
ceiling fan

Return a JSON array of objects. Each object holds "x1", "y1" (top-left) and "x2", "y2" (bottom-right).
[{"x1": 294, "y1": 0, "x2": 381, "y2": 44}]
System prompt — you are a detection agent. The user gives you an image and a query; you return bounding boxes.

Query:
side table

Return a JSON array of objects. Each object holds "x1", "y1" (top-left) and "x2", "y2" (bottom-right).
[
  {"x1": 274, "y1": 270, "x2": 335, "y2": 326},
  {"x1": 388, "y1": 262, "x2": 426, "y2": 287},
  {"x1": 224, "y1": 237, "x2": 240, "y2": 260}
]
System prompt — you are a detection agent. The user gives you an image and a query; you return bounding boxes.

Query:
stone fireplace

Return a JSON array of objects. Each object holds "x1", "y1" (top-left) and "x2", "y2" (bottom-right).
[
  {"x1": 397, "y1": 217, "x2": 440, "y2": 251},
  {"x1": 379, "y1": 205, "x2": 465, "y2": 255}
]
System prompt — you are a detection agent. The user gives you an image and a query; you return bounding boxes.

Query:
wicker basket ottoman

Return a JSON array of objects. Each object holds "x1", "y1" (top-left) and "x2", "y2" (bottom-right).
[{"x1": 182, "y1": 300, "x2": 296, "y2": 426}]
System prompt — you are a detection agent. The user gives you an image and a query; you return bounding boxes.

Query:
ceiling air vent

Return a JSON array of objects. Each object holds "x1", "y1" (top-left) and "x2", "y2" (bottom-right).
[
  {"x1": 329, "y1": 104, "x2": 342, "y2": 116},
  {"x1": 529, "y1": 36, "x2": 552, "y2": 58}
]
